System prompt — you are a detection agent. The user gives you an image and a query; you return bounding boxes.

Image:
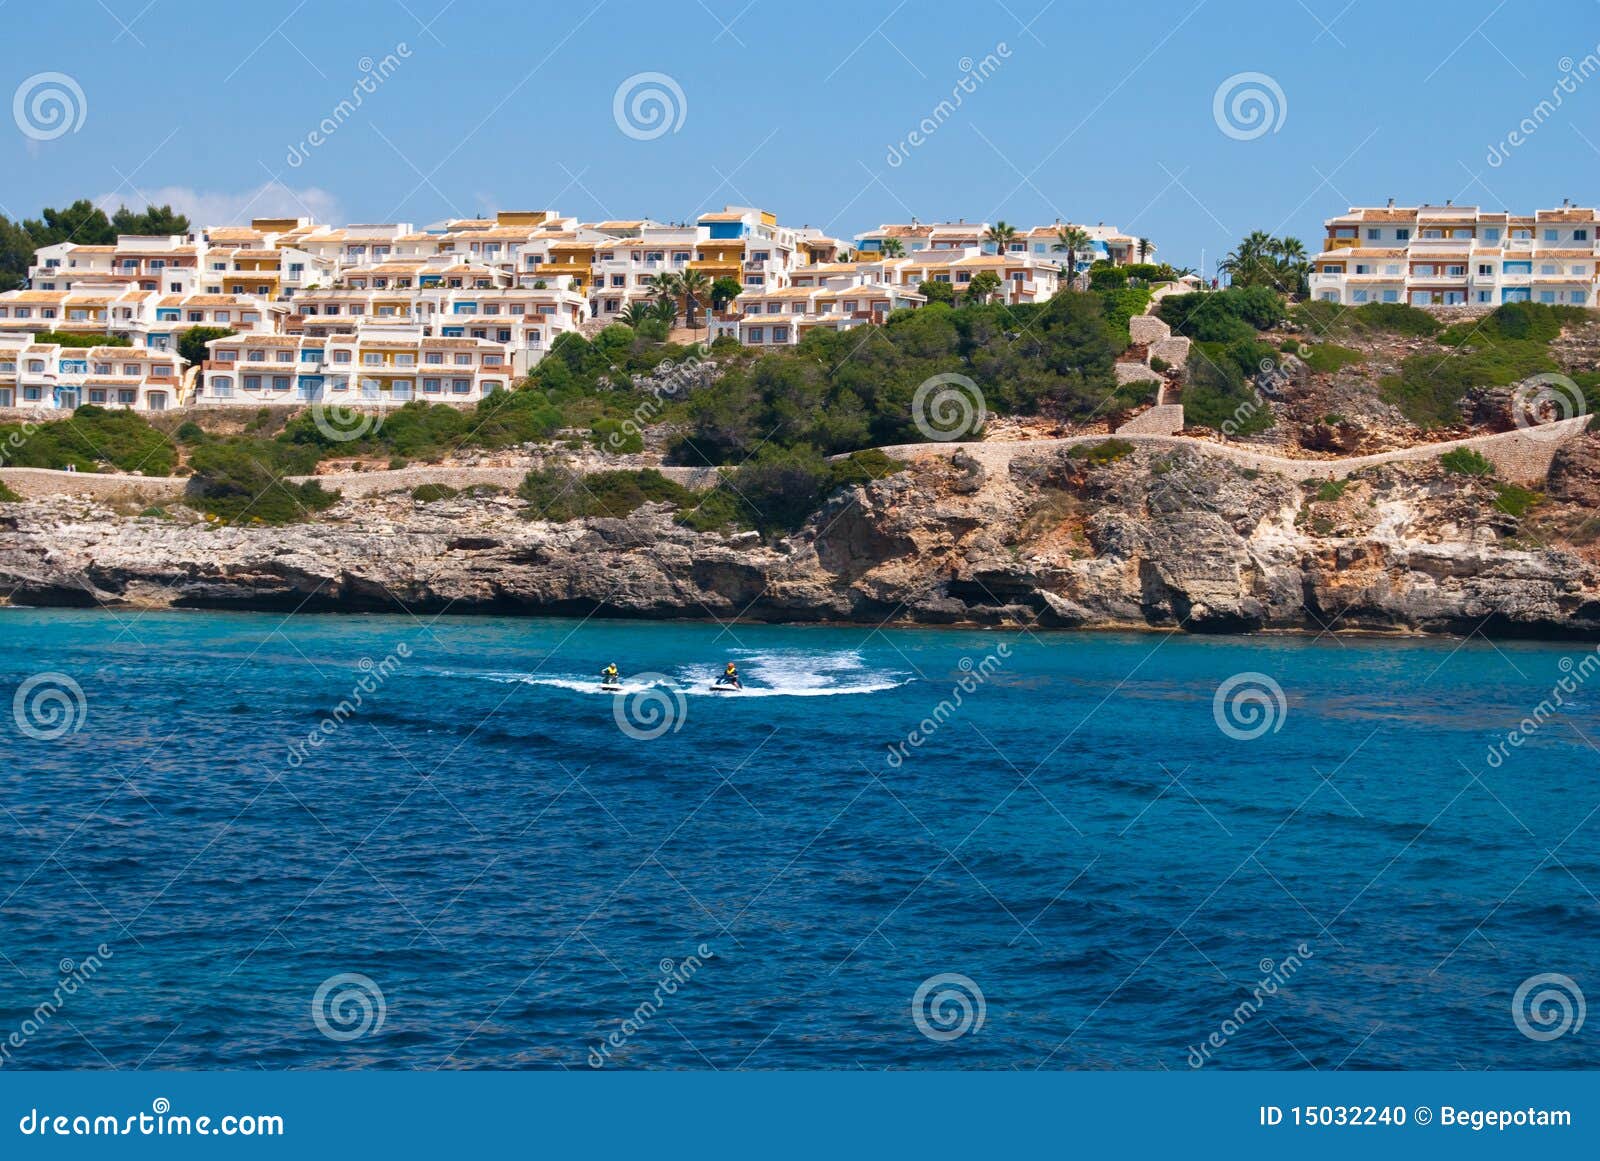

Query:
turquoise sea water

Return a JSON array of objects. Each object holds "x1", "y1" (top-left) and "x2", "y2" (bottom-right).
[{"x1": 1, "y1": 609, "x2": 1595, "y2": 1070}]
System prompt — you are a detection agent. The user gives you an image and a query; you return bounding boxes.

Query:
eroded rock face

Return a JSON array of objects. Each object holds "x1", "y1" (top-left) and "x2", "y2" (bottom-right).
[{"x1": 5, "y1": 438, "x2": 1600, "y2": 636}]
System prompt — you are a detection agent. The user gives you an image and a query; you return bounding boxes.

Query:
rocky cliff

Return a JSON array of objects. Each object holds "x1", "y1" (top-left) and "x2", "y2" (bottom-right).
[{"x1": 5, "y1": 437, "x2": 1600, "y2": 637}]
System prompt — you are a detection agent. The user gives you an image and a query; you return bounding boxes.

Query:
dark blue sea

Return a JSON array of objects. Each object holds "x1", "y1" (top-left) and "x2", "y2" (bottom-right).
[{"x1": 1, "y1": 609, "x2": 1595, "y2": 1070}]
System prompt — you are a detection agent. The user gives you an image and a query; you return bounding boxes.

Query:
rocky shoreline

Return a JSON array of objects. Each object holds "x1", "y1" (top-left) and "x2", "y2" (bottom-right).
[{"x1": 5, "y1": 437, "x2": 1600, "y2": 639}]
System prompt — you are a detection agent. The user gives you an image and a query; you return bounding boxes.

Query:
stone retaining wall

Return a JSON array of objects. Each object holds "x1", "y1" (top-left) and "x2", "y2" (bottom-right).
[
  {"x1": 1115, "y1": 405, "x2": 1186, "y2": 436},
  {"x1": 0, "y1": 467, "x2": 191, "y2": 501},
  {"x1": 1, "y1": 461, "x2": 724, "y2": 503},
  {"x1": 883, "y1": 415, "x2": 1589, "y2": 485}
]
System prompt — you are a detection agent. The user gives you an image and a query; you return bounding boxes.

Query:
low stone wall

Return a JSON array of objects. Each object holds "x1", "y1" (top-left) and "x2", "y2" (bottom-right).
[
  {"x1": 883, "y1": 416, "x2": 1590, "y2": 486},
  {"x1": 1114, "y1": 363, "x2": 1162, "y2": 387},
  {"x1": 1148, "y1": 335, "x2": 1191, "y2": 367},
  {"x1": 1115, "y1": 405, "x2": 1186, "y2": 436},
  {"x1": 1, "y1": 460, "x2": 725, "y2": 503},
  {"x1": 0, "y1": 467, "x2": 190, "y2": 502}
]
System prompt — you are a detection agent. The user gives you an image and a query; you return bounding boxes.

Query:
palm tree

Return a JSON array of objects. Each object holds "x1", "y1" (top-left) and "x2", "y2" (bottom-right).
[
  {"x1": 649, "y1": 296, "x2": 679, "y2": 328},
  {"x1": 1052, "y1": 226, "x2": 1092, "y2": 289},
  {"x1": 879, "y1": 237, "x2": 905, "y2": 258},
  {"x1": 678, "y1": 268, "x2": 712, "y2": 333},
  {"x1": 646, "y1": 269, "x2": 682, "y2": 304},
  {"x1": 620, "y1": 301, "x2": 654, "y2": 329},
  {"x1": 1137, "y1": 237, "x2": 1152, "y2": 263},
  {"x1": 983, "y1": 220, "x2": 1018, "y2": 253}
]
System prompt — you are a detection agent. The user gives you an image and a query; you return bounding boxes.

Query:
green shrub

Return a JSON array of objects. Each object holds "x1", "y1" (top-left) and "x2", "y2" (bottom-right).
[
  {"x1": 1183, "y1": 342, "x2": 1273, "y2": 435},
  {"x1": 1291, "y1": 300, "x2": 1440, "y2": 338},
  {"x1": 1096, "y1": 285, "x2": 1152, "y2": 335},
  {"x1": 0, "y1": 406, "x2": 176, "y2": 474},
  {"x1": 411, "y1": 483, "x2": 459, "y2": 503},
  {"x1": 1382, "y1": 342, "x2": 1554, "y2": 427},
  {"x1": 591, "y1": 417, "x2": 644, "y2": 454},
  {"x1": 1438, "y1": 301, "x2": 1586, "y2": 347},
  {"x1": 187, "y1": 438, "x2": 336, "y2": 524},
  {"x1": 1314, "y1": 478, "x2": 1348, "y2": 502},
  {"x1": 0, "y1": 480, "x2": 21, "y2": 502},
  {"x1": 1493, "y1": 482, "x2": 1541, "y2": 517},
  {"x1": 519, "y1": 466, "x2": 693, "y2": 522},
  {"x1": 32, "y1": 331, "x2": 132, "y2": 349},
  {"x1": 174, "y1": 420, "x2": 209, "y2": 445},
  {"x1": 1149, "y1": 355, "x2": 1171, "y2": 373},
  {"x1": 1068, "y1": 438, "x2": 1136, "y2": 465},
  {"x1": 1440, "y1": 447, "x2": 1495, "y2": 476},
  {"x1": 1300, "y1": 343, "x2": 1365, "y2": 374},
  {"x1": 1157, "y1": 287, "x2": 1286, "y2": 343}
]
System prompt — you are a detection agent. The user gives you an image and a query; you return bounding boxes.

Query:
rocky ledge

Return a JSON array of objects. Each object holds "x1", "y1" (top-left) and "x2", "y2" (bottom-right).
[{"x1": 5, "y1": 437, "x2": 1600, "y2": 637}]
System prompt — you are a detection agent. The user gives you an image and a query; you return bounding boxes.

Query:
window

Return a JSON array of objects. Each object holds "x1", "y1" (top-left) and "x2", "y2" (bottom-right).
[
  {"x1": 483, "y1": 354, "x2": 502, "y2": 366},
  {"x1": 1575, "y1": 290, "x2": 1588, "y2": 304},
  {"x1": 1382, "y1": 289, "x2": 1399, "y2": 302},
  {"x1": 748, "y1": 327, "x2": 764, "y2": 342},
  {"x1": 273, "y1": 376, "x2": 290, "y2": 390},
  {"x1": 88, "y1": 389, "x2": 107, "y2": 403},
  {"x1": 394, "y1": 353, "x2": 416, "y2": 366},
  {"x1": 247, "y1": 350, "x2": 265, "y2": 362},
  {"x1": 217, "y1": 350, "x2": 237, "y2": 362},
  {"x1": 451, "y1": 379, "x2": 471, "y2": 394},
  {"x1": 1351, "y1": 290, "x2": 1368, "y2": 303},
  {"x1": 1447, "y1": 265, "x2": 1466, "y2": 277},
  {"x1": 1545, "y1": 229, "x2": 1559, "y2": 241},
  {"x1": 333, "y1": 351, "x2": 352, "y2": 363},
  {"x1": 1576, "y1": 229, "x2": 1590, "y2": 241},
  {"x1": 454, "y1": 354, "x2": 472, "y2": 366},
  {"x1": 1395, "y1": 228, "x2": 1410, "y2": 241},
  {"x1": 1573, "y1": 265, "x2": 1589, "y2": 275},
  {"x1": 24, "y1": 387, "x2": 41, "y2": 401},
  {"x1": 497, "y1": 330, "x2": 511, "y2": 343},
  {"x1": 95, "y1": 363, "x2": 112, "y2": 375},
  {"x1": 1365, "y1": 228, "x2": 1381, "y2": 240},
  {"x1": 423, "y1": 378, "x2": 442, "y2": 393},
  {"x1": 1541, "y1": 290, "x2": 1557, "y2": 303},
  {"x1": 301, "y1": 350, "x2": 323, "y2": 362},
  {"x1": 274, "y1": 350, "x2": 293, "y2": 362},
  {"x1": 772, "y1": 326, "x2": 789, "y2": 342},
  {"x1": 1478, "y1": 264, "x2": 1493, "y2": 276},
  {"x1": 243, "y1": 375, "x2": 262, "y2": 390},
  {"x1": 425, "y1": 352, "x2": 444, "y2": 365}
]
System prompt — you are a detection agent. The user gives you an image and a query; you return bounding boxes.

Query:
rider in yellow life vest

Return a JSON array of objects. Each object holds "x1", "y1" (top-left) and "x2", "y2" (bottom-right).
[
  {"x1": 717, "y1": 662, "x2": 741, "y2": 688},
  {"x1": 601, "y1": 663, "x2": 620, "y2": 685}
]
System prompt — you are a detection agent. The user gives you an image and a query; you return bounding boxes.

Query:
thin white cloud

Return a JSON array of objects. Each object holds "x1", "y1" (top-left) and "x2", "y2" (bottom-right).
[{"x1": 95, "y1": 182, "x2": 343, "y2": 226}]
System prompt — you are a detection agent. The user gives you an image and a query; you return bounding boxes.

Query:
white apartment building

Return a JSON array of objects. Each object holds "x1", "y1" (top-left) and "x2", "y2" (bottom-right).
[
  {"x1": 1310, "y1": 201, "x2": 1600, "y2": 308},
  {"x1": 199, "y1": 328, "x2": 515, "y2": 408},
  {"x1": 0, "y1": 333, "x2": 184, "y2": 411}
]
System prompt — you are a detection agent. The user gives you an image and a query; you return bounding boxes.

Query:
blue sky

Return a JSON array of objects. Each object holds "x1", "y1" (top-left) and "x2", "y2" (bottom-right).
[{"x1": 6, "y1": 0, "x2": 1600, "y2": 272}]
